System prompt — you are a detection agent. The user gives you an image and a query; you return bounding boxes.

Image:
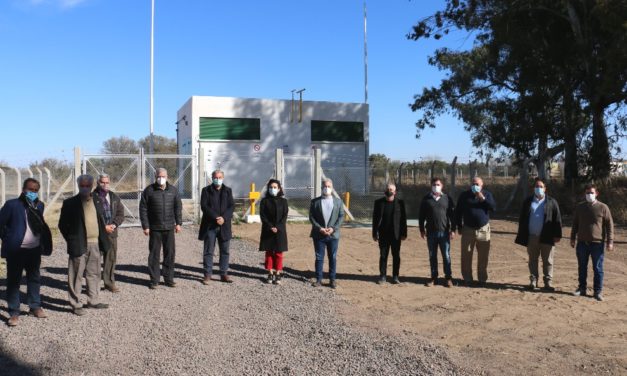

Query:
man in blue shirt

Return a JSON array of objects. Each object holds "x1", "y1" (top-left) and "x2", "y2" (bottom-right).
[
  {"x1": 455, "y1": 177, "x2": 496, "y2": 286},
  {"x1": 515, "y1": 178, "x2": 562, "y2": 291}
]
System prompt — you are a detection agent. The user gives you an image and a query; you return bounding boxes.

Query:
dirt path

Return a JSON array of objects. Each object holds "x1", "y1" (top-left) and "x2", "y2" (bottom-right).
[{"x1": 236, "y1": 219, "x2": 627, "y2": 375}]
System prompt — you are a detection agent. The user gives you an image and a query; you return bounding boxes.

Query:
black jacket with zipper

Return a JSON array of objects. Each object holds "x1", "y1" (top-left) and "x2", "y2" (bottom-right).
[{"x1": 139, "y1": 183, "x2": 183, "y2": 231}]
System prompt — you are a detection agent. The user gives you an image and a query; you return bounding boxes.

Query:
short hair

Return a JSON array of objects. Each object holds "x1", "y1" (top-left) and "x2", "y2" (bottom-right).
[
  {"x1": 98, "y1": 173, "x2": 110, "y2": 181},
  {"x1": 534, "y1": 177, "x2": 545, "y2": 186},
  {"x1": 212, "y1": 169, "x2": 224, "y2": 178},
  {"x1": 386, "y1": 183, "x2": 397, "y2": 190},
  {"x1": 431, "y1": 177, "x2": 443, "y2": 185},
  {"x1": 322, "y1": 178, "x2": 333, "y2": 187},
  {"x1": 584, "y1": 183, "x2": 597, "y2": 192},
  {"x1": 76, "y1": 174, "x2": 94, "y2": 185},
  {"x1": 22, "y1": 178, "x2": 41, "y2": 190},
  {"x1": 156, "y1": 168, "x2": 168, "y2": 176},
  {"x1": 265, "y1": 179, "x2": 285, "y2": 197}
]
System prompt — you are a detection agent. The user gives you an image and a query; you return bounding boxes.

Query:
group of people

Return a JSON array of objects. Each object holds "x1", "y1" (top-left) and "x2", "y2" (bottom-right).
[{"x1": 0, "y1": 169, "x2": 615, "y2": 327}]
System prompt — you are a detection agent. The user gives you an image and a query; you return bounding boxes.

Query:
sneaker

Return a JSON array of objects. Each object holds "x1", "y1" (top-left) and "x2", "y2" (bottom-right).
[
  {"x1": 573, "y1": 288, "x2": 587, "y2": 297},
  {"x1": 391, "y1": 276, "x2": 400, "y2": 284},
  {"x1": 445, "y1": 279, "x2": 454, "y2": 288},
  {"x1": 274, "y1": 272, "x2": 283, "y2": 285},
  {"x1": 424, "y1": 279, "x2": 436, "y2": 287},
  {"x1": 73, "y1": 308, "x2": 87, "y2": 316},
  {"x1": 85, "y1": 303, "x2": 109, "y2": 309},
  {"x1": 165, "y1": 281, "x2": 177, "y2": 288},
  {"x1": 376, "y1": 276, "x2": 386, "y2": 285},
  {"x1": 7, "y1": 315, "x2": 19, "y2": 327},
  {"x1": 594, "y1": 293, "x2": 604, "y2": 301},
  {"x1": 312, "y1": 280, "x2": 322, "y2": 287},
  {"x1": 266, "y1": 271, "x2": 275, "y2": 284},
  {"x1": 329, "y1": 280, "x2": 337, "y2": 289},
  {"x1": 220, "y1": 275, "x2": 233, "y2": 283},
  {"x1": 29, "y1": 308, "x2": 48, "y2": 319}
]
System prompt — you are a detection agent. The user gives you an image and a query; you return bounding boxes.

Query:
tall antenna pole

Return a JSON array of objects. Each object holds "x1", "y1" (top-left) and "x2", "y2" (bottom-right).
[
  {"x1": 363, "y1": 0, "x2": 368, "y2": 104},
  {"x1": 149, "y1": 0, "x2": 155, "y2": 154}
]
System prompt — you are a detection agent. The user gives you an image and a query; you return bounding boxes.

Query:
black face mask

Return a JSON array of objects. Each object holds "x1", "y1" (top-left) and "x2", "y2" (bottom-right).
[{"x1": 384, "y1": 191, "x2": 394, "y2": 198}]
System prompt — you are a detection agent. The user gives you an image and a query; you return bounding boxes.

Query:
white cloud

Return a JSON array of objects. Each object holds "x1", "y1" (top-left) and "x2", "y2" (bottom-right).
[{"x1": 20, "y1": 0, "x2": 88, "y2": 9}]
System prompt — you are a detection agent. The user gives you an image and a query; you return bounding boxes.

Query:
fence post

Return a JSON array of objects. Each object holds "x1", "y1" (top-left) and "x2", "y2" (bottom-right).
[
  {"x1": 197, "y1": 147, "x2": 206, "y2": 221},
  {"x1": 313, "y1": 148, "x2": 322, "y2": 198},
  {"x1": 12, "y1": 167, "x2": 21, "y2": 196},
  {"x1": 43, "y1": 167, "x2": 51, "y2": 202},
  {"x1": 73, "y1": 147, "x2": 81, "y2": 195},
  {"x1": 275, "y1": 148, "x2": 284, "y2": 183},
  {"x1": 34, "y1": 167, "x2": 43, "y2": 200},
  {"x1": 0, "y1": 168, "x2": 5, "y2": 207}
]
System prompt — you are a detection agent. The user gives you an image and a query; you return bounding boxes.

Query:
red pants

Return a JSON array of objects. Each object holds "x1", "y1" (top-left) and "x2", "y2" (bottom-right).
[{"x1": 264, "y1": 251, "x2": 284, "y2": 271}]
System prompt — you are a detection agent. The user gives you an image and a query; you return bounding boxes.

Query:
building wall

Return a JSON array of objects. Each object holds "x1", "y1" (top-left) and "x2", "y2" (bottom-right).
[{"x1": 177, "y1": 96, "x2": 369, "y2": 198}]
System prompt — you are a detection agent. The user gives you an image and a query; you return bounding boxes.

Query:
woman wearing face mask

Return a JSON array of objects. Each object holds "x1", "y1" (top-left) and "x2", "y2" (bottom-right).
[{"x1": 259, "y1": 179, "x2": 289, "y2": 284}]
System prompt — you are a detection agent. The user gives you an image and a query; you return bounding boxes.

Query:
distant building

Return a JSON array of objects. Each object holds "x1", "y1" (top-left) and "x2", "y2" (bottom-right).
[{"x1": 177, "y1": 96, "x2": 369, "y2": 198}]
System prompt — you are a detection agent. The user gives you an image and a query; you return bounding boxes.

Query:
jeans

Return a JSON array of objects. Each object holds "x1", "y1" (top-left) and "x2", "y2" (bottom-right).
[
  {"x1": 6, "y1": 248, "x2": 42, "y2": 316},
  {"x1": 378, "y1": 236, "x2": 401, "y2": 277},
  {"x1": 203, "y1": 227, "x2": 230, "y2": 277},
  {"x1": 149, "y1": 229, "x2": 176, "y2": 284},
  {"x1": 313, "y1": 237, "x2": 339, "y2": 281},
  {"x1": 427, "y1": 232, "x2": 452, "y2": 279},
  {"x1": 576, "y1": 241, "x2": 604, "y2": 293}
]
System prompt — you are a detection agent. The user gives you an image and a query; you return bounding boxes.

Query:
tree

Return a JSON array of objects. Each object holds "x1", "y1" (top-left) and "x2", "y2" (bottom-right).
[
  {"x1": 101, "y1": 136, "x2": 138, "y2": 154},
  {"x1": 138, "y1": 135, "x2": 177, "y2": 154},
  {"x1": 30, "y1": 158, "x2": 72, "y2": 180}
]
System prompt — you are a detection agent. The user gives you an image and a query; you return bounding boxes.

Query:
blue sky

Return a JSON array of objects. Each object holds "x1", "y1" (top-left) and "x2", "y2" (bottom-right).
[{"x1": 0, "y1": 0, "x2": 481, "y2": 167}]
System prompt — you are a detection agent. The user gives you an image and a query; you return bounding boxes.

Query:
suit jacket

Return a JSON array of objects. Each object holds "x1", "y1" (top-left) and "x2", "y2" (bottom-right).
[
  {"x1": 198, "y1": 184, "x2": 235, "y2": 241},
  {"x1": 92, "y1": 188, "x2": 125, "y2": 238},
  {"x1": 259, "y1": 196, "x2": 289, "y2": 252},
  {"x1": 58, "y1": 195, "x2": 112, "y2": 258},
  {"x1": 515, "y1": 195, "x2": 562, "y2": 247},
  {"x1": 309, "y1": 196, "x2": 344, "y2": 240},
  {"x1": 372, "y1": 197, "x2": 407, "y2": 241},
  {"x1": 0, "y1": 196, "x2": 53, "y2": 258}
]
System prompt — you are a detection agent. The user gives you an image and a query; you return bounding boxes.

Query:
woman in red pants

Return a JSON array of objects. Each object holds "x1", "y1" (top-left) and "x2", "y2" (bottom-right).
[{"x1": 259, "y1": 179, "x2": 289, "y2": 284}]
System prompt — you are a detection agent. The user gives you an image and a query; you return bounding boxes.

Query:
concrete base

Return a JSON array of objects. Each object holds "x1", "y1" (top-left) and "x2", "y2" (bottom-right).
[{"x1": 245, "y1": 214, "x2": 261, "y2": 224}]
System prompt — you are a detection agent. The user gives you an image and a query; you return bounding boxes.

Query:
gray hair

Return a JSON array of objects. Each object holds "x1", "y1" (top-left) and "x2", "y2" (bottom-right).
[
  {"x1": 98, "y1": 173, "x2": 110, "y2": 181},
  {"x1": 386, "y1": 183, "x2": 396, "y2": 191},
  {"x1": 322, "y1": 178, "x2": 333, "y2": 187},
  {"x1": 156, "y1": 168, "x2": 168, "y2": 176},
  {"x1": 76, "y1": 174, "x2": 94, "y2": 185},
  {"x1": 212, "y1": 169, "x2": 224, "y2": 178}
]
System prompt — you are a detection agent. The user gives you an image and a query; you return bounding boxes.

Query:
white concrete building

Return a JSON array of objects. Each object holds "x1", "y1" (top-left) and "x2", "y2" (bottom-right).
[{"x1": 177, "y1": 96, "x2": 369, "y2": 198}]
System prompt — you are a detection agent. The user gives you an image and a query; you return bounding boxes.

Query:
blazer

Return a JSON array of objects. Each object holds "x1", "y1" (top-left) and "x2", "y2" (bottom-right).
[
  {"x1": 92, "y1": 188, "x2": 125, "y2": 238},
  {"x1": 58, "y1": 195, "x2": 112, "y2": 258},
  {"x1": 309, "y1": 196, "x2": 344, "y2": 240},
  {"x1": 515, "y1": 195, "x2": 562, "y2": 247},
  {"x1": 258, "y1": 196, "x2": 289, "y2": 252},
  {"x1": 372, "y1": 197, "x2": 407, "y2": 241},
  {"x1": 0, "y1": 197, "x2": 53, "y2": 258},
  {"x1": 198, "y1": 184, "x2": 235, "y2": 241}
]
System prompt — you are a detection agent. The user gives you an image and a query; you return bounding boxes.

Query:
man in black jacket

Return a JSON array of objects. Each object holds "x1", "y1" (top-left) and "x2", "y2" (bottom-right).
[
  {"x1": 515, "y1": 178, "x2": 562, "y2": 291},
  {"x1": 59, "y1": 175, "x2": 111, "y2": 315},
  {"x1": 140, "y1": 168, "x2": 182, "y2": 289},
  {"x1": 198, "y1": 170, "x2": 234, "y2": 284},
  {"x1": 419, "y1": 177, "x2": 456, "y2": 287},
  {"x1": 93, "y1": 174, "x2": 125, "y2": 293},
  {"x1": 372, "y1": 183, "x2": 407, "y2": 284}
]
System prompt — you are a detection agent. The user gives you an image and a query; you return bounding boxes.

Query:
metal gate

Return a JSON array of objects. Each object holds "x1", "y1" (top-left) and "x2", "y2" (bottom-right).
[{"x1": 282, "y1": 154, "x2": 314, "y2": 199}]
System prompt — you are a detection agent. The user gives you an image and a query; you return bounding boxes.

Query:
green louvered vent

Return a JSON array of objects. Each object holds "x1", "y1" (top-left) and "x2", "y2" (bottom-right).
[
  {"x1": 311, "y1": 120, "x2": 364, "y2": 142},
  {"x1": 199, "y1": 117, "x2": 261, "y2": 141}
]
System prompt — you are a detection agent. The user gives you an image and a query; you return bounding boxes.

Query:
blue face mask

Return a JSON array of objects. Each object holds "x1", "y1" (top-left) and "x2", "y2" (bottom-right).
[
  {"x1": 212, "y1": 178, "x2": 223, "y2": 187},
  {"x1": 25, "y1": 191, "x2": 38, "y2": 202},
  {"x1": 471, "y1": 184, "x2": 481, "y2": 193},
  {"x1": 534, "y1": 187, "x2": 545, "y2": 197}
]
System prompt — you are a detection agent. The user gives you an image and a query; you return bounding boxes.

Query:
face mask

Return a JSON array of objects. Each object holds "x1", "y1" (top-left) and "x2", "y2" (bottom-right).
[
  {"x1": 471, "y1": 184, "x2": 481, "y2": 193},
  {"x1": 25, "y1": 191, "x2": 38, "y2": 202},
  {"x1": 79, "y1": 187, "x2": 91, "y2": 197},
  {"x1": 384, "y1": 191, "x2": 394, "y2": 198},
  {"x1": 534, "y1": 187, "x2": 545, "y2": 197},
  {"x1": 212, "y1": 178, "x2": 223, "y2": 187},
  {"x1": 269, "y1": 188, "x2": 279, "y2": 196},
  {"x1": 99, "y1": 184, "x2": 109, "y2": 193},
  {"x1": 432, "y1": 185, "x2": 442, "y2": 194},
  {"x1": 323, "y1": 187, "x2": 333, "y2": 196},
  {"x1": 585, "y1": 193, "x2": 596, "y2": 203},
  {"x1": 157, "y1": 177, "x2": 167, "y2": 186}
]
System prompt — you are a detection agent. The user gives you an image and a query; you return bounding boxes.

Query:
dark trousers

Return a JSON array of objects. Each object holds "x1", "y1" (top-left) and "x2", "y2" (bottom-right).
[
  {"x1": 148, "y1": 230, "x2": 175, "y2": 284},
  {"x1": 378, "y1": 236, "x2": 401, "y2": 277},
  {"x1": 313, "y1": 237, "x2": 339, "y2": 281},
  {"x1": 102, "y1": 236, "x2": 118, "y2": 288},
  {"x1": 6, "y1": 248, "x2": 42, "y2": 316},
  {"x1": 576, "y1": 241, "x2": 605, "y2": 293},
  {"x1": 203, "y1": 227, "x2": 230, "y2": 276}
]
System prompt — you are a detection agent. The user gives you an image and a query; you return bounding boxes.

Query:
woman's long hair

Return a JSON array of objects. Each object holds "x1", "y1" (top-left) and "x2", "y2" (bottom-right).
[{"x1": 265, "y1": 179, "x2": 285, "y2": 198}]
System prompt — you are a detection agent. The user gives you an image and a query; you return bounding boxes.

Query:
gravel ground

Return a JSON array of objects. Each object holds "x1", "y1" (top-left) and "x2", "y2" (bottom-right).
[{"x1": 0, "y1": 227, "x2": 467, "y2": 376}]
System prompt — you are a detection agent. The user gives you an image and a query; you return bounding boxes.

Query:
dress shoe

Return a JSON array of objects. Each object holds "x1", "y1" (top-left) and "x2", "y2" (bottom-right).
[
  {"x1": 312, "y1": 280, "x2": 322, "y2": 287},
  {"x1": 391, "y1": 276, "x2": 400, "y2": 284},
  {"x1": 85, "y1": 303, "x2": 109, "y2": 309},
  {"x1": 105, "y1": 285, "x2": 120, "y2": 293},
  {"x1": 73, "y1": 308, "x2": 87, "y2": 316},
  {"x1": 594, "y1": 293, "x2": 604, "y2": 301},
  {"x1": 376, "y1": 276, "x2": 386, "y2": 285},
  {"x1": 30, "y1": 308, "x2": 48, "y2": 319},
  {"x1": 220, "y1": 275, "x2": 233, "y2": 283},
  {"x1": 329, "y1": 280, "x2": 337, "y2": 289},
  {"x1": 527, "y1": 282, "x2": 537, "y2": 291},
  {"x1": 165, "y1": 281, "x2": 177, "y2": 288},
  {"x1": 573, "y1": 288, "x2": 587, "y2": 297},
  {"x1": 425, "y1": 279, "x2": 436, "y2": 287},
  {"x1": 445, "y1": 279, "x2": 454, "y2": 288},
  {"x1": 202, "y1": 276, "x2": 211, "y2": 285},
  {"x1": 7, "y1": 315, "x2": 19, "y2": 327}
]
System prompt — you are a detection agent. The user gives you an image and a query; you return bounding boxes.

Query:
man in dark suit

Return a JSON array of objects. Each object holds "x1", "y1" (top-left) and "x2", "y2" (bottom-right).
[
  {"x1": 199, "y1": 169, "x2": 234, "y2": 284},
  {"x1": 93, "y1": 173, "x2": 125, "y2": 293},
  {"x1": 59, "y1": 175, "x2": 112, "y2": 315},
  {"x1": 309, "y1": 178, "x2": 345, "y2": 288},
  {"x1": 0, "y1": 178, "x2": 53, "y2": 326},
  {"x1": 372, "y1": 183, "x2": 407, "y2": 284}
]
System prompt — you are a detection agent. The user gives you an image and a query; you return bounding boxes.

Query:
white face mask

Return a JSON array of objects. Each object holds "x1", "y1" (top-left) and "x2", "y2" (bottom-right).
[
  {"x1": 323, "y1": 187, "x2": 333, "y2": 196},
  {"x1": 269, "y1": 188, "x2": 279, "y2": 196},
  {"x1": 157, "y1": 177, "x2": 167, "y2": 186},
  {"x1": 585, "y1": 193, "x2": 596, "y2": 203},
  {"x1": 432, "y1": 185, "x2": 442, "y2": 194}
]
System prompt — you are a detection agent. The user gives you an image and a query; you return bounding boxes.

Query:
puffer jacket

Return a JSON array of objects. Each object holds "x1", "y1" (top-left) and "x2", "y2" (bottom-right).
[{"x1": 139, "y1": 183, "x2": 182, "y2": 231}]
